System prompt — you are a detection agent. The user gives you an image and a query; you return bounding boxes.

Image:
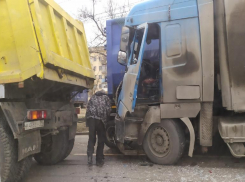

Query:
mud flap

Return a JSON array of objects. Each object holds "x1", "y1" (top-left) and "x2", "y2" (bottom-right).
[
  {"x1": 18, "y1": 130, "x2": 41, "y2": 161},
  {"x1": 181, "y1": 118, "x2": 195, "y2": 157}
]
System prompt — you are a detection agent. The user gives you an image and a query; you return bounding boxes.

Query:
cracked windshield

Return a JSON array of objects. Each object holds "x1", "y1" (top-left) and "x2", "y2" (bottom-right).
[{"x1": 1, "y1": 0, "x2": 245, "y2": 182}]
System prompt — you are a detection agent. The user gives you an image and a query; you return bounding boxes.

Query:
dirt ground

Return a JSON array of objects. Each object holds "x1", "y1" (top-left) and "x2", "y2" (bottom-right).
[{"x1": 26, "y1": 135, "x2": 245, "y2": 182}]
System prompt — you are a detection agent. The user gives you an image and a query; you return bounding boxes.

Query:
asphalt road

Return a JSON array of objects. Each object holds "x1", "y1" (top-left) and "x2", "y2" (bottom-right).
[{"x1": 25, "y1": 135, "x2": 245, "y2": 182}]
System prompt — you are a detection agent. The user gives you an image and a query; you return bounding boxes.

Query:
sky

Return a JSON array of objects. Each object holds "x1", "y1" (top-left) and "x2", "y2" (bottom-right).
[{"x1": 54, "y1": 0, "x2": 143, "y2": 45}]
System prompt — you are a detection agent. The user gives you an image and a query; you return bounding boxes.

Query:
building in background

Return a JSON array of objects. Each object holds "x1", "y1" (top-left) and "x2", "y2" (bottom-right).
[{"x1": 89, "y1": 46, "x2": 108, "y2": 94}]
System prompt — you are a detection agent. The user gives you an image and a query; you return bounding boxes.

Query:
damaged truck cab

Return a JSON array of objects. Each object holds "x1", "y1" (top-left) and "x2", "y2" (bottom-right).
[{"x1": 115, "y1": 0, "x2": 245, "y2": 164}]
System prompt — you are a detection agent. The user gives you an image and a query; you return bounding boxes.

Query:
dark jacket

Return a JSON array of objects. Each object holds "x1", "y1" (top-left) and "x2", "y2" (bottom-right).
[{"x1": 86, "y1": 91, "x2": 111, "y2": 125}]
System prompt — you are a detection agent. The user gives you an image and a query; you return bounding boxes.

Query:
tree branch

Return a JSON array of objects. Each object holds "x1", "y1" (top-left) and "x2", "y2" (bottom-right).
[
  {"x1": 89, "y1": 50, "x2": 107, "y2": 57},
  {"x1": 78, "y1": 0, "x2": 131, "y2": 47}
]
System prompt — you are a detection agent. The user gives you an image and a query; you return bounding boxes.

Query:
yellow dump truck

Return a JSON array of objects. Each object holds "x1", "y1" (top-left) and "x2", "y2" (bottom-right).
[{"x1": 0, "y1": 0, "x2": 94, "y2": 181}]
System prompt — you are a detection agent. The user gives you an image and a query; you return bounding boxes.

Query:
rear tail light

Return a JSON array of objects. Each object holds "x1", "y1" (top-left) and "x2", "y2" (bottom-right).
[{"x1": 27, "y1": 110, "x2": 47, "y2": 120}]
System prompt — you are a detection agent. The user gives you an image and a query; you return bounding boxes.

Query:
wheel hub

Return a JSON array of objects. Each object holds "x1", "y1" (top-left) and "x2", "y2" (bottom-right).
[
  {"x1": 156, "y1": 135, "x2": 164, "y2": 146},
  {"x1": 150, "y1": 126, "x2": 170, "y2": 157}
]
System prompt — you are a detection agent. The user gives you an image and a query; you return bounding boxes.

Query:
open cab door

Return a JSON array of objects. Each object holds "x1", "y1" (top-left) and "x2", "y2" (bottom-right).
[{"x1": 118, "y1": 23, "x2": 149, "y2": 119}]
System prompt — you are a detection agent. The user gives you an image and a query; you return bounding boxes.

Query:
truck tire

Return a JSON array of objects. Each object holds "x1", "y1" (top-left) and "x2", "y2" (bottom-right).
[
  {"x1": 143, "y1": 119, "x2": 185, "y2": 165},
  {"x1": 62, "y1": 138, "x2": 75, "y2": 160},
  {"x1": 34, "y1": 129, "x2": 69, "y2": 165},
  {"x1": 0, "y1": 116, "x2": 20, "y2": 182},
  {"x1": 15, "y1": 156, "x2": 33, "y2": 182},
  {"x1": 105, "y1": 122, "x2": 117, "y2": 149}
]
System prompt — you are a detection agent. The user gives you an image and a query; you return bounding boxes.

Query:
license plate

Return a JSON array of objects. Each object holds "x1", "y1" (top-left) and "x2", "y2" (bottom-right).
[{"x1": 25, "y1": 120, "x2": 44, "y2": 130}]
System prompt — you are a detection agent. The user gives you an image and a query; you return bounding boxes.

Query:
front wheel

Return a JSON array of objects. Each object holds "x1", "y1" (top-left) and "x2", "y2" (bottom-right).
[
  {"x1": 105, "y1": 122, "x2": 117, "y2": 149},
  {"x1": 143, "y1": 119, "x2": 185, "y2": 165}
]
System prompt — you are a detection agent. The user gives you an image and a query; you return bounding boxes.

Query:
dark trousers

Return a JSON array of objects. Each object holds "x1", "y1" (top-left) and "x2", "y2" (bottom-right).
[{"x1": 87, "y1": 118, "x2": 105, "y2": 161}]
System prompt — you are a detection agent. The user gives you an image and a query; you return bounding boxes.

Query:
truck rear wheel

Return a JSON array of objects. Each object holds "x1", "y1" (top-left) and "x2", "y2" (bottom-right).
[
  {"x1": 143, "y1": 119, "x2": 185, "y2": 165},
  {"x1": 0, "y1": 116, "x2": 20, "y2": 182},
  {"x1": 62, "y1": 138, "x2": 75, "y2": 160},
  {"x1": 15, "y1": 156, "x2": 33, "y2": 182},
  {"x1": 34, "y1": 129, "x2": 69, "y2": 165},
  {"x1": 62, "y1": 123, "x2": 77, "y2": 160}
]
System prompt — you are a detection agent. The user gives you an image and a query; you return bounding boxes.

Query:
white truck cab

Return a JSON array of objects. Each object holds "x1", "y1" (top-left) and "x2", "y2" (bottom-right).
[{"x1": 113, "y1": 0, "x2": 245, "y2": 165}]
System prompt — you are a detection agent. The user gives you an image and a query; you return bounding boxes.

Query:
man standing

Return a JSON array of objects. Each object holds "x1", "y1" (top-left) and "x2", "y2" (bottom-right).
[{"x1": 86, "y1": 90, "x2": 111, "y2": 166}]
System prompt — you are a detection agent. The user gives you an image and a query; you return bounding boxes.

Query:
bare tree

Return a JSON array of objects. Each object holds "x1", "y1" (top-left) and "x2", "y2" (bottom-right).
[
  {"x1": 78, "y1": 0, "x2": 106, "y2": 48},
  {"x1": 106, "y1": 0, "x2": 118, "y2": 19},
  {"x1": 78, "y1": 0, "x2": 142, "y2": 94},
  {"x1": 78, "y1": 0, "x2": 129, "y2": 52}
]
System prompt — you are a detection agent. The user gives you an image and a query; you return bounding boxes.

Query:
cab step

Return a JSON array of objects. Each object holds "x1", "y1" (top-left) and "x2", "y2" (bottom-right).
[
  {"x1": 117, "y1": 142, "x2": 139, "y2": 155},
  {"x1": 125, "y1": 117, "x2": 143, "y2": 124}
]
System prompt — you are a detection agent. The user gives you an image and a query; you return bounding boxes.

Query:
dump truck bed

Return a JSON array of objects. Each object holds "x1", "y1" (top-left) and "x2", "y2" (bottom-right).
[{"x1": 0, "y1": 0, "x2": 94, "y2": 87}]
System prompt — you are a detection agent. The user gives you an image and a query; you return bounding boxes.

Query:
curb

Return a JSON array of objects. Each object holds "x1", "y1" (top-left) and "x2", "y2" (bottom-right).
[{"x1": 76, "y1": 132, "x2": 89, "y2": 135}]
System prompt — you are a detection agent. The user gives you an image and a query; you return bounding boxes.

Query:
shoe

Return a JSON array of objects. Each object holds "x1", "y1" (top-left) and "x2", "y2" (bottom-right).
[
  {"x1": 88, "y1": 154, "x2": 93, "y2": 165},
  {"x1": 96, "y1": 159, "x2": 104, "y2": 167}
]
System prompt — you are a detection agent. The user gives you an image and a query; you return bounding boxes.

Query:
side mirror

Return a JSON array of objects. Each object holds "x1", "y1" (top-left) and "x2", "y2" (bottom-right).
[
  {"x1": 117, "y1": 51, "x2": 127, "y2": 66},
  {"x1": 120, "y1": 26, "x2": 130, "y2": 52}
]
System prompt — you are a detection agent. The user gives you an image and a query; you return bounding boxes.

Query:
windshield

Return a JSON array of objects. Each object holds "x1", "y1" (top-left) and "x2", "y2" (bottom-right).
[{"x1": 128, "y1": 28, "x2": 145, "y2": 65}]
